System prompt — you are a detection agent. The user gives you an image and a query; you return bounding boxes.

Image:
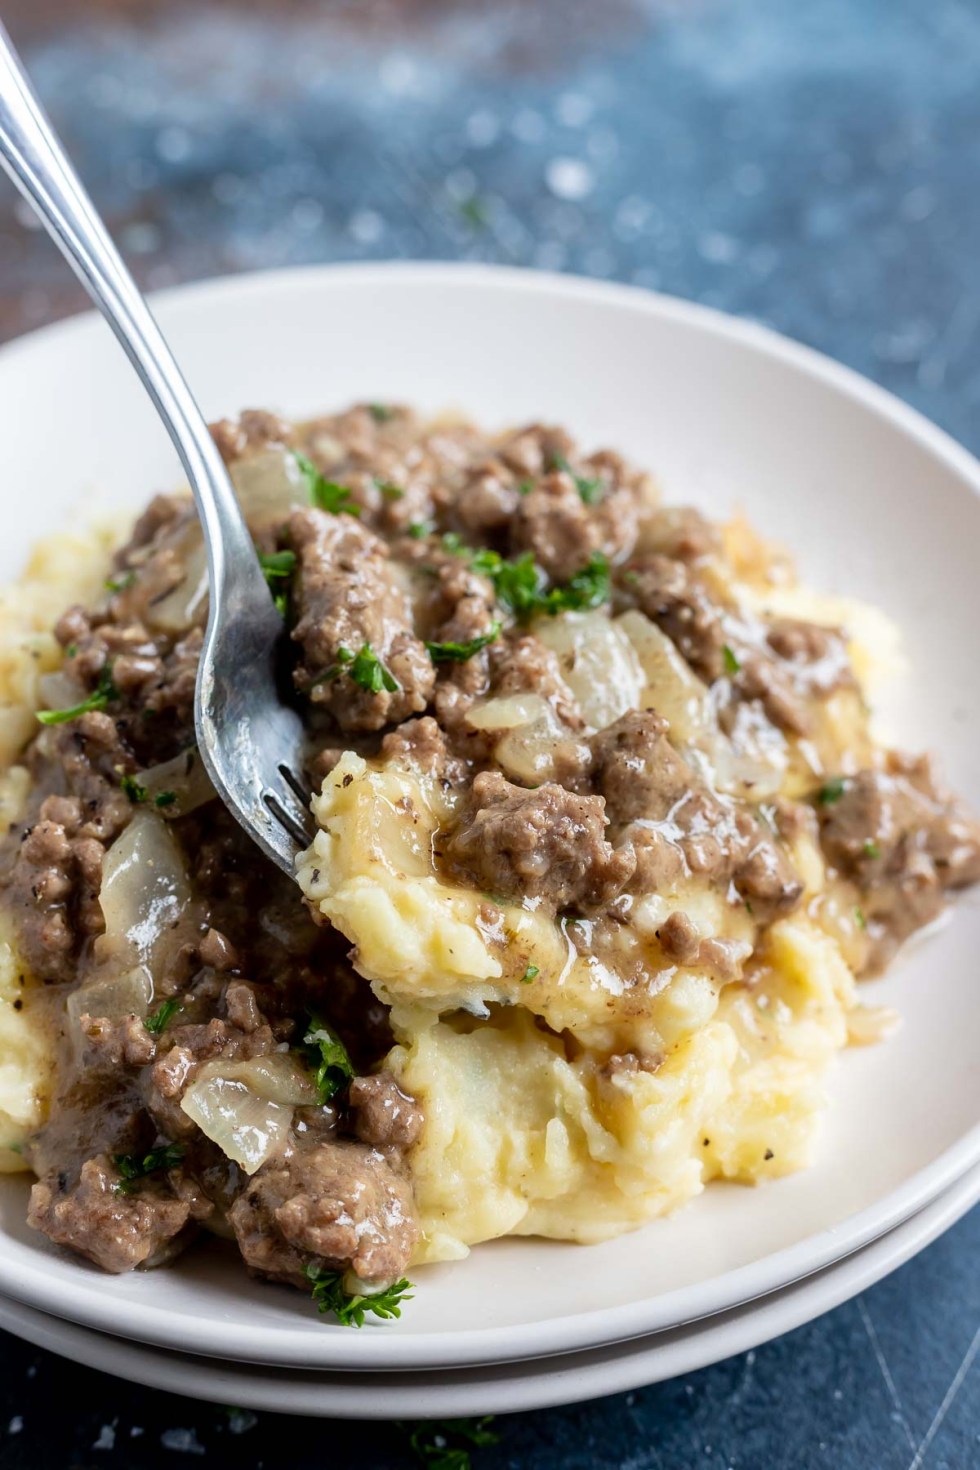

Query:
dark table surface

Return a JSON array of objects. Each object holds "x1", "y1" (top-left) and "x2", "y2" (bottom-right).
[{"x1": 2, "y1": 2, "x2": 979, "y2": 1466}]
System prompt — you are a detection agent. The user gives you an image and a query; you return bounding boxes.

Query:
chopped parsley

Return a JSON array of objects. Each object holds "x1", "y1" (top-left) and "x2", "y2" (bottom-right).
[
  {"x1": 256, "y1": 547, "x2": 296, "y2": 617},
  {"x1": 407, "y1": 1418, "x2": 499, "y2": 1470},
  {"x1": 862, "y1": 839, "x2": 881, "y2": 859},
  {"x1": 294, "y1": 451, "x2": 360, "y2": 517},
  {"x1": 154, "y1": 790, "x2": 177, "y2": 809},
  {"x1": 722, "y1": 644, "x2": 742, "y2": 676},
  {"x1": 374, "y1": 479, "x2": 404, "y2": 500},
  {"x1": 368, "y1": 403, "x2": 393, "y2": 423},
  {"x1": 519, "y1": 965, "x2": 540, "y2": 984},
  {"x1": 817, "y1": 777, "x2": 846, "y2": 806},
  {"x1": 551, "y1": 453, "x2": 604, "y2": 505},
  {"x1": 144, "y1": 998, "x2": 180, "y2": 1035},
  {"x1": 37, "y1": 665, "x2": 118, "y2": 726},
  {"x1": 305, "y1": 1263, "x2": 413, "y2": 1327},
  {"x1": 104, "y1": 571, "x2": 136, "y2": 594},
  {"x1": 319, "y1": 643, "x2": 401, "y2": 694},
  {"x1": 120, "y1": 774, "x2": 148, "y2": 804},
  {"x1": 854, "y1": 906, "x2": 867, "y2": 930},
  {"x1": 426, "y1": 622, "x2": 502, "y2": 663},
  {"x1": 457, "y1": 195, "x2": 489, "y2": 230},
  {"x1": 471, "y1": 548, "x2": 611, "y2": 620},
  {"x1": 516, "y1": 479, "x2": 534, "y2": 496},
  {"x1": 113, "y1": 1142, "x2": 185, "y2": 1194},
  {"x1": 441, "y1": 531, "x2": 466, "y2": 556},
  {"x1": 408, "y1": 520, "x2": 434, "y2": 539},
  {"x1": 302, "y1": 1014, "x2": 355, "y2": 1104}
]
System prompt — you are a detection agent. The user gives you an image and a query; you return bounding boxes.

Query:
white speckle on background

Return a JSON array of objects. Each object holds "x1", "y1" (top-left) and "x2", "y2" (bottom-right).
[
  {"x1": 348, "y1": 209, "x2": 384, "y2": 245},
  {"x1": 613, "y1": 194, "x2": 655, "y2": 240},
  {"x1": 291, "y1": 198, "x2": 324, "y2": 231},
  {"x1": 545, "y1": 157, "x2": 594, "y2": 201},
  {"x1": 227, "y1": 1408, "x2": 258, "y2": 1435},
  {"x1": 511, "y1": 108, "x2": 546, "y2": 144},
  {"x1": 556, "y1": 92, "x2": 594, "y2": 128},
  {"x1": 93, "y1": 1423, "x2": 116, "y2": 1451},
  {"x1": 161, "y1": 1427, "x2": 206, "y2": 1456},
  {"x1": 131, "y1": 1426, "x2": 145, "y2": 1437},
  {"x1": 466, "y1": 110, "x2": 499, "y2": 148},
  {"x1": 380, "y1": 54, "x2": 421, "y2": 98},
  {"x1": 121, "y1": 221, "x2": 162, "y2": 255},
  {"x1": 8, "y1": 1417, "x2": 22, "y2": 1435},
  {"x1": 155, "y1": 125, "x2": 192, "y2": 164},
  {"x1": 900, "y1": 184, "x2": 937, "y2": 221},
  {"x1": 698, "y1": 230, "x2": 739, "y2": 264}
]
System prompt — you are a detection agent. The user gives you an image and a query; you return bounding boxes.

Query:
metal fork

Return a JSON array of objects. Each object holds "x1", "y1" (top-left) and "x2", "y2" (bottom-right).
[{"x1": 0, "y1": 26, "x2": 312, "y2": 871}]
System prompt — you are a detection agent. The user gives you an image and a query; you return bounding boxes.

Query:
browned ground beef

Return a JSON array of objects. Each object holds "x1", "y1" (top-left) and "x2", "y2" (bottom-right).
[{"x1": 4, "y1": 401, "x2": 978, "y2": 1298}]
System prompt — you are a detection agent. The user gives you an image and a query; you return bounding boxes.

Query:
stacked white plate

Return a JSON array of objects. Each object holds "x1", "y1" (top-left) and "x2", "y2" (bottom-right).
[{"x1": 2, "y1": 266, "x2": 978, "y2": 1415}]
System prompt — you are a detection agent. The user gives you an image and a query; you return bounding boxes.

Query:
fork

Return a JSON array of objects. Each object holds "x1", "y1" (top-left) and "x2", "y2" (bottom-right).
[{"x1": 0, "y1": 25, "x2": 312, "y2": 871}]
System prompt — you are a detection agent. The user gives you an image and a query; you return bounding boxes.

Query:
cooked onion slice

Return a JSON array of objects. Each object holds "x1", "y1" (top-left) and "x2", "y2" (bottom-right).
[
  {"x1": 466, "y1": 692, "x2": 589, "y2": 786},
  {"x1": 230, "y1": 445, "x2": 308, "y2": 523},
  {"x1": 66, "y1": 963, "x2": 153, "y2": 1031},
  {"x1": 96, "y1": 810, "x2": 191, "y2": 971},
  {"x1": 181, "y1": 1076, "x2": 293, "y2": 1174},
  {"x1": 198, "y1": 1053, "x2": 318, "y2": 1108},
  {"x1": 533, "y1": 611, "x2": 645, "y2": 732},
  {"x1": 139, "y1": 747, "x2": 216, "y2": 817}
]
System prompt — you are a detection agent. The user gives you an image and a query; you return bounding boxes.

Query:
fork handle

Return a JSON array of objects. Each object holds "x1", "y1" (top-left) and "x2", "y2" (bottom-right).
[{"x1": 0, "y1": 24, "x2": 266, "y2": 607}]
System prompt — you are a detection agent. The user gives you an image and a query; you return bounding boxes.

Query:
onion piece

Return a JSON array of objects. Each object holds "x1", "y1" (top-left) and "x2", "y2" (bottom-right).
[
  {"x1": 617, "y1": 610, "x2": 713, "y2": 743},
  {"x1": 466, "y1": 692, "x2": 589, "y2": 786},
  {"x1": 532, "y1": 611, "x2": 645, "y2": 732},
  {"x1": 145, "y1": 527, "x2": 209, "y2": 634},
  {"x1": 197, "y1": 1053, "x2": 318, "y2": 1107},
  {"x1": 96, "y1": 809, "x2": 191, "y2": 972},
  {"x1": 181, "y1": 1076, "x2": 293, "y2": 1174},
  {"x1": 66, "y1": 963, "x2": 152, "y2": 1032},
  {"x1": 37, "y1": 670, "x2": 86, "y2": 713},
  {"x1": 140, "y1": 747, "x2": 215, "y2": 817},
  {"x1": 230, "y1": 446, "x2": 308, "y2": 524}
]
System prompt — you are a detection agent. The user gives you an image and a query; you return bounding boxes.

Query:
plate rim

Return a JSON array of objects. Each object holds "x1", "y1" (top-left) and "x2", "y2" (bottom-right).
[
  {"x1": 1, "y1": 1159, "x2": 977, "y2": 1419},
  {"x1": 1, "y1": 260, "x2": 979, "y2": 1370}
]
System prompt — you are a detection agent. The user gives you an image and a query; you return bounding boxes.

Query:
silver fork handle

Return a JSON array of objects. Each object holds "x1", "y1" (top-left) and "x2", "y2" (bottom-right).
[{"x1": 0, "y1": 24, "x2": 265, "y2": 609}]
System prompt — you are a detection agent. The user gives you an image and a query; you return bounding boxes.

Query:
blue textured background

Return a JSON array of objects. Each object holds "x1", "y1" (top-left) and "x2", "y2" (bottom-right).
[{"x1": 1, "y1": 2, "x2": 979, "y2": 1466}]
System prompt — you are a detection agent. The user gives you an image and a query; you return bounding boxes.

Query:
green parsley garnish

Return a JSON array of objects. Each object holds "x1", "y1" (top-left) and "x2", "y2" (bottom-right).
[
  {"x1": 407, "y1": 1418, "x2": 499, "y2": 1469},
  {"x1": 817, "y1": 777, "x2": 846, "y2": 806},
  {"x1": 37, "y1": 665, "x2": 118, "y2": 726},
  {"x1": 408, "y1": 520, "x2": 434, "y2": 540},
  {"x1": 294, "y1": 451, "x2": 361, "y2": 517},
  {"x1": 426, "y1": 622, "x2": 502, "y2": 663},
  {"x1": 314, "y1": 643, "x2": 401, "y2": 695},
  {"x1": 854, "y1": 906, "x2": 867, "y2": 930},
  {"x1": 374, "y1": 479, "x2": 404, "y2": 500},
  {"x1": 120, "y1": 773, "x2": 148, "y2": 804},
  {"x1": 519, "y1": 965, "x2": 540, "y2": 984},
  {"x1": 104, "y1": 571, "x2": 136, "y2": 594},
  {"x1": 113, "y1": 1143, "x2": 185, "y2": 1194},
  {"x1": 302, "y1": 1014, "x2": 355, "y2": 1104},
  {"x1": 257, "y1": 547, "x2": 296, "y2": 617},
  {"x1": 457, "y1": 195, "x2": 489, "y2": 230},
  {"x1": 368, "y1": 403, "x2": 393, "y2": 423},
  {"x1": 441, "y1": 531, "x2": 466, "y2": 556},
  {"x1": 144, "y1": 999, "x2": 180, "y2": 1035},
  {"x1": 862, "y1": 839, "x2": 881, "y2": 859},
  {"x1": 516, "y1": 479, "x2": 534, "y2": 496},
  {"x1": 722, "y1": 644, "x2": 742, "y2": 676},
  {"x1": 552, "y1": 453, "x2": 604, "y2": 505},
  {"x1": 471, "y1": 549, "x2": 611, "y2": 620},
  {"x1": 305, "y1": 1262, "x2": 413, "y2": 1327},
  {"x1": 154, "y1": 790, "x2": 177, "y2": 809}
]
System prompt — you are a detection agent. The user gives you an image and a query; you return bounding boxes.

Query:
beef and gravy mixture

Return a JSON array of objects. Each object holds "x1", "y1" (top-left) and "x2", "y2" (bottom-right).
[{"x1": 3, "y1": 402, "x2": 978, "y2": 1313}]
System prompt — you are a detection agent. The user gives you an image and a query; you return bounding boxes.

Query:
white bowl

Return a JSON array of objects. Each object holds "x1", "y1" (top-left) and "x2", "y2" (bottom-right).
[
  {"x1": 2, "y1": 1158, "x2": 978, "y2": 1418},
  {"x1": 1, "y1": 263, "x2": 979, "y2": 1371}
]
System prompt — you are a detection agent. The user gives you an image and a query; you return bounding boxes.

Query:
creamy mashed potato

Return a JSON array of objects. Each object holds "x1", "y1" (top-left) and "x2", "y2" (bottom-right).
[
  {"x1": 297, "y1": 568, "x2": 896, "y2": 1265},
  {"x1": 0, "y1": 525, "x2": 116, "y2": 1167}
]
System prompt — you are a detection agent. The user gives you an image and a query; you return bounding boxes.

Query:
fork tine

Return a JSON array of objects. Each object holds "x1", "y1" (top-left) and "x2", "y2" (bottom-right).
[{"x1": 264, "y1": 788, "x2": 312, "y2": 849}]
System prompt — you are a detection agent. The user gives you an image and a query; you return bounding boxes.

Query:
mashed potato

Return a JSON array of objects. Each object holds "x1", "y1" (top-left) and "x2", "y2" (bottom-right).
[{"x1": 297, "y1": 575, "x2": 898, "y2": 1266}]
